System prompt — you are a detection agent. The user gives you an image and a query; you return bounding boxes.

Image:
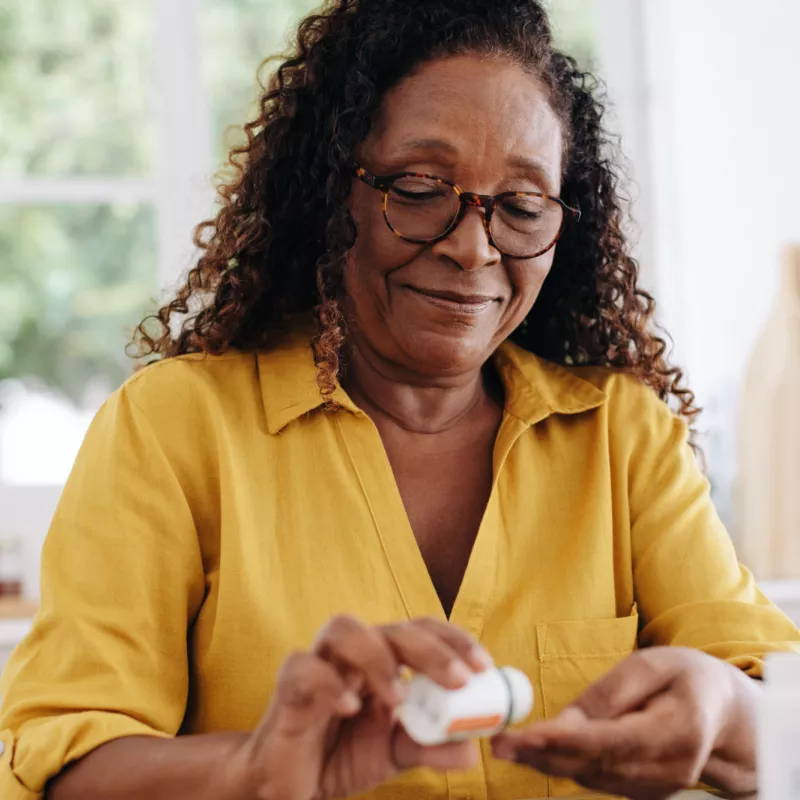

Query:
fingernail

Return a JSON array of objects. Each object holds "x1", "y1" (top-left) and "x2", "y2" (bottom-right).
[
  {"x1": 391, "y1": 679, "x2": 408, "y2": 703},
  {"x1": 557, "y1": 706, "x2": 587, "y2": 726},
  {"x1": 338, "y1": 690, "x2": 362, "y2": 714},
  {"x1": 521, "y1": 735, "x2": 546, "y2": 749},
  {"x1": 471, "y1": 646, "x2": 494, "y2": 669},
  {"x1": 448, "y1": 660, "x2": 473, "y2": 685}
]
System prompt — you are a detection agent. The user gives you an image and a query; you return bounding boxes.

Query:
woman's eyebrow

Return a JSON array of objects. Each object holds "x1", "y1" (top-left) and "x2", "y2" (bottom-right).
[
  {"x1": 506, "y1": 154, "x2": 555, "y2": 188},
  {"x1": 393, "y1": 136, "x2": 460, "y2": 157},
  {"x1": 389, "y1": 137, "x2": 555, "y2": 190}
]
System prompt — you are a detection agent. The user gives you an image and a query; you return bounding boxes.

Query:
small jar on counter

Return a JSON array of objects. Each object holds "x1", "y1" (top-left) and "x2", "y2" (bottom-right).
[{"x1": 0, "y1": 537, "x2": 24, "y2": 598}]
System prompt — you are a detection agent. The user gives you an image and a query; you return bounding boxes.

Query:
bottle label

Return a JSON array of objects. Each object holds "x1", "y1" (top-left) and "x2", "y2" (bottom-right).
[{"x1": 446, "y1": 713, "x2": 504, "y2": 734}]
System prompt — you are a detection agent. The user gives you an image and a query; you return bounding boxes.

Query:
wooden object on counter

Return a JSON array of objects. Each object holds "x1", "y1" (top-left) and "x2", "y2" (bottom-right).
[
  {"x1": 738, "y1": 244, "x2": 800, "y2": 578},
  {"x1": 0, "y1": 598, "x2": 39, "y2": 619}
]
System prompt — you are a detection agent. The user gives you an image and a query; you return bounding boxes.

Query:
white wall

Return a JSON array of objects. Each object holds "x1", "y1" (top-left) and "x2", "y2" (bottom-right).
[
  {"x1": 642, "y1": 0, "x2": 800, "y2": 403},
  {"x1": 624, "y1": 0, "x2": 800, "y2": 533}
]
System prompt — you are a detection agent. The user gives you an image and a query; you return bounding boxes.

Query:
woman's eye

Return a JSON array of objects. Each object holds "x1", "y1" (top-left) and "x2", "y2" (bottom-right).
[
  {"x1": 393, "y1": 188, "x2": 441, "y2": 200},
  {"x1": 505, "y1": 203, "x2": 543, "y2": 219},
  {"x1": 390, "y1": 178, "x2": 447, "y2": 202}
]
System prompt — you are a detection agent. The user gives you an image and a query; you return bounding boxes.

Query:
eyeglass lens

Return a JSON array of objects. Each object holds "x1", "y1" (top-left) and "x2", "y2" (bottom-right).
[{"x1": 385, "y1": 175, "x2": 564, "y2": 257}]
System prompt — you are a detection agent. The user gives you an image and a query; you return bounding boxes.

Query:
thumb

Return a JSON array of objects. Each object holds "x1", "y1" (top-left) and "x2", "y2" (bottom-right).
[
  {"x1": 265, "y1": 652, "x2": 354, "y2": 738},
  {"x1": 571, "y1": 649, "x2": 675, "y2": 720},
  {"x1": 247, "y1": 653, "x2": 353, "y2": 800}
]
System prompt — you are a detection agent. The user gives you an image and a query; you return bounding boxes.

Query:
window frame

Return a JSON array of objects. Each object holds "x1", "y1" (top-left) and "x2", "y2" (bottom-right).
[
  {"x1": 0, "y1": 0, "x2": 213, "y2": 592},
  {"x1": 0, "y1": 0, "x2": 655, "y2": 597}
]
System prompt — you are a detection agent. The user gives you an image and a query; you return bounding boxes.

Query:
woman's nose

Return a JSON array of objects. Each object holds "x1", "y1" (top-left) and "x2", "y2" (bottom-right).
[{"x1": 431, "y1": 206, "x2": 502, "y2": 272}]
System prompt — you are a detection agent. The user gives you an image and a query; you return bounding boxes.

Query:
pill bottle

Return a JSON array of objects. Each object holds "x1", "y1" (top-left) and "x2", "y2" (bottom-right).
[
  {"x1": 758, "y1": 652, "x2": 800, "y2": 800},
  {"x1": 398, "y1": 666, "x2": 533, "y2": 746}
]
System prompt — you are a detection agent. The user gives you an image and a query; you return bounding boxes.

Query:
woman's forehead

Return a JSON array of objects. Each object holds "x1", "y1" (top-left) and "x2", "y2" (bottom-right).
[{"x1": 364, "y1": 54, "x2": 563, "y2": 185}]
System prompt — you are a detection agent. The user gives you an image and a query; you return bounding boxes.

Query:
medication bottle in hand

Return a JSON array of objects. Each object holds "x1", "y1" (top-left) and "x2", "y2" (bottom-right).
[{"x1": 398, "y1": 666, "x2": 533, "y2": 745}]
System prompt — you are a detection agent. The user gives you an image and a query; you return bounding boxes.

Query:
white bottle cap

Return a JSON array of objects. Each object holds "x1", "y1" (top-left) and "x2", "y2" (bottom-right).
[
  {"x1": 500, "y1": 667, "x2": 534, "y2": 723},
  {"x1": 764, "y1": 652, "x2": 800, "y2": 688}
]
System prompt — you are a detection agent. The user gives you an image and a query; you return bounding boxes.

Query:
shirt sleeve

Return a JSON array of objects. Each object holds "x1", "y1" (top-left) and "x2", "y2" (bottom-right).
[
  {"x1": 0, "y1": 384, "x2": 206, "y2": 798},
  {"x1": 620, "y1": 378, "x2": 800, "y2": 675}
]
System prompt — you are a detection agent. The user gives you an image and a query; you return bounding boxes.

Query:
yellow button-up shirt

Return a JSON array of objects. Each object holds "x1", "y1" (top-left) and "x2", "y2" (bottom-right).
[{"x1": 1, "y1": 325, "x2": 798, "y2": 799}]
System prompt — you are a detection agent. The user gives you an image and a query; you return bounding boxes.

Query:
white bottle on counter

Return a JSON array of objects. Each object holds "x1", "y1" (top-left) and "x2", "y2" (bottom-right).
[
  {"x1": 758, "y1": 652, "x2": 800, "y2": 799},
  {"x1": 398, "y1": 666, "x2": 534, "y2": 746}
]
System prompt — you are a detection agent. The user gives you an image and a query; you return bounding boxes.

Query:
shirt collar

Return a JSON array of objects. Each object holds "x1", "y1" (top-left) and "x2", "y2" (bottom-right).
[
  {"x1": 493, "y1": 340, "x2": 606, "y2": 425},
  {"x1": 258, "y1": 326, "x2": 606, "y2": 435}
]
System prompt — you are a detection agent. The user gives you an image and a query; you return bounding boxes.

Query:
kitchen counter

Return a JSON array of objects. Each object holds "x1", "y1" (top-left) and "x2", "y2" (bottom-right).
[{"x1": 0, "y1": 599, "x2": 38, "y2": 620}]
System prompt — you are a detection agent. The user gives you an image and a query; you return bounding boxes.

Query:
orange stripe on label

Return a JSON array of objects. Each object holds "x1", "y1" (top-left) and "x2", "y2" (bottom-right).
[{"x1": 446, "y1": 714, "x2": 503, "y2": 734}]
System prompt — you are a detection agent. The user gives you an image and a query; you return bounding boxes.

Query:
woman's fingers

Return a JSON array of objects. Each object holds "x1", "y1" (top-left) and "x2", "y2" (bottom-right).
[
  {"x1": 493, "y1": 700, "x2": 707, "y2": 793},
  {"x1": 611, "y1": 757, "x2": 705, "y2": 792},
  {"x1": 243, "y1": 652, "x2": 350, "y2": 800},
  {"x1": 313, "y1": 615, "x2": 405, "y2": 707},
  {"x1": 380, "y1": 620, "x2": 482, "y2": 689},
  {"x1": 392, "y1": 726, "x2": 479, "y2": 772},
  {"x1": 405, "y1": 617, "x2": 494, "y2": 673},
  {"x1": 496, "y1": 706, "x2": 667, "y2": 763},
  {"x1": 492, "y1": 650, "x2": 746, "y2": 798},
  {"x1": 492, "y1": 737, "x2": 587, "y2": 777},
  {"x1": 313, "y1": 614, "x2": 492, "y2": 705},
  {"x1": 267, "y1": 651, "x2": 356, "y2": 737},
  {"x1": 570, "y1": 649, "x2": 677, "y2": 720},
  {"x1": 493, "y1": 733, "x2": 699, "y2": 797}
]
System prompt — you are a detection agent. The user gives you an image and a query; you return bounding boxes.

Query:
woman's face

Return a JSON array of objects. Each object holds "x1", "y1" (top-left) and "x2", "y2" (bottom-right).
[{"x1": 346, "y1": 53, "x2": 564, "y2": 379}]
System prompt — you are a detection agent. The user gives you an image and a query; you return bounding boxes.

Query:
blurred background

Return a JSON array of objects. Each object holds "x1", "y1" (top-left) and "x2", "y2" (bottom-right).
[{"x1": 0, "y1": 0, "x2": 798, "y2": 623}]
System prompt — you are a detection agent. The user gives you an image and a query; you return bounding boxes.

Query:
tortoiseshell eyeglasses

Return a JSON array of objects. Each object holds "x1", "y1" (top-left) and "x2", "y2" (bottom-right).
[{"x1": 354, "y1": 164, "x2": 580, "y2": 259}]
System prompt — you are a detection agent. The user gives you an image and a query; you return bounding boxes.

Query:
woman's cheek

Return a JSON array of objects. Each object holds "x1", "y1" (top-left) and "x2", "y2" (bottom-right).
[{"x1": 507, "y1": 257, "x2": 552, "y2": 307}]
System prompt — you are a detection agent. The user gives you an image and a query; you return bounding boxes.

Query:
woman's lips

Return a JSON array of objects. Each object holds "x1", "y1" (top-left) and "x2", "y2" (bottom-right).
[{"x1": 404, "y1": 285, "x2": 498, "y2": 315}]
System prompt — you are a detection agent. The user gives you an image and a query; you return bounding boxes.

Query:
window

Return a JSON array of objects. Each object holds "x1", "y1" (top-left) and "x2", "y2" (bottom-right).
[
  {"x1": 0, "y1": 1, "x2": 157, "y2": 486},
  {"x1": 546, "y1": 0, "x2": 597, "y2": 70},
  {"x1": 0, "y1": 0, "x2": 599, "y2": 486},
  {"x1": 1, "y1": 0, "x2": 607, "y2": 597}
]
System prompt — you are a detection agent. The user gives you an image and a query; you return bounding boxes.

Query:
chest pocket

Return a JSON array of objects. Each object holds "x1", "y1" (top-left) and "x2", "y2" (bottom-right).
[{"x1": 537, "y1": 606, "x2": 639, "y2": 797}]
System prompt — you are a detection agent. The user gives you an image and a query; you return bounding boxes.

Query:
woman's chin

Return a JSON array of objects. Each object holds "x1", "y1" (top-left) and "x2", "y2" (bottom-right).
[{"x1": 396, "y1": 328, "x2": 496, "y2": 377}]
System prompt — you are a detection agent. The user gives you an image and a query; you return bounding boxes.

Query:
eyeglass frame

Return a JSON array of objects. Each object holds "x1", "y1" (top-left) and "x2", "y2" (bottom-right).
[{"x1": 353, "y1": 164, "x2": 581, "y2": 259}]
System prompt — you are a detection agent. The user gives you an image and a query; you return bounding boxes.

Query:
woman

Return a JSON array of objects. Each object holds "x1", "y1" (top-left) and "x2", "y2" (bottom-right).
[{"x1": 1, "y1": 0, "x2": 798, "y2": 797}]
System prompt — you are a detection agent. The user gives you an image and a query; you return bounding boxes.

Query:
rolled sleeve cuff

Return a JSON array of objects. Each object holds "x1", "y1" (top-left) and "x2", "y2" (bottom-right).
[
  {"x1": 0, "y1": 714, "x2": 172, "y2": 798},
  {"x1": 0, "y1": 730, "x2": 38, "y2": 800}
]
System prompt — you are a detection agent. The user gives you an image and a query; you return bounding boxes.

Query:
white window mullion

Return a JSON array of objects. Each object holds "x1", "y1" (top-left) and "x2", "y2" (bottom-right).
[
  {"x1": 593, "y1": 0, "x2": 656, "y2": 290},
  {"x1": 152, "y1": 0, "x2": 215, "y2": 292},
  {"x1": 0, "y1": 178, "x2": 155, "y2": 205}
]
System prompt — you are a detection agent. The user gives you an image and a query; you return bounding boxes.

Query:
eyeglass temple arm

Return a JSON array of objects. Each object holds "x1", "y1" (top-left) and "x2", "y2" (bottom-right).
[{"x1": 353, "y1": 165, "x2": 394, "y2": 192}]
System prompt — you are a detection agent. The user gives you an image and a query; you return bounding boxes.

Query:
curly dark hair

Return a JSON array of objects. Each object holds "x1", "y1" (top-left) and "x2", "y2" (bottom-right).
[{"x1": 133, "y1": 0, "x2": 699, "y2": 423}]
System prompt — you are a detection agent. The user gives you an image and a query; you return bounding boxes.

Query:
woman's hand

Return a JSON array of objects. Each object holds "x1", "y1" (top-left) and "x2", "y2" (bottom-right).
[
  {"x1": 492, "y1": 647, "x2": 760, "y2": 800},
  {"x1": 230, "y1": 614, "x2": 493, "y2": 800}
]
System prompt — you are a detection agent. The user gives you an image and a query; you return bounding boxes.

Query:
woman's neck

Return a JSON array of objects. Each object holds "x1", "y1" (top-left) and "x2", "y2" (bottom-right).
[{"x1": 341, "y1": 344, "x2": 500, "y2": 436}]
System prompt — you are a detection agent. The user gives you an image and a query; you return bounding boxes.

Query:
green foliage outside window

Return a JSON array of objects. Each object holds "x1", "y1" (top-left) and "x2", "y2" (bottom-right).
[
  {"x1": 205, "y1": 0, "x2": 597, "y2": 166},
  {"x1": 0, "y1": 0, "x2": 595, "y2": 405},
  {"x1": 0, "y1": 205, "x2": 155, "y2": 402},
  {"x1": 0, "y1": 0, "x2": 152, "y2": 177}
]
